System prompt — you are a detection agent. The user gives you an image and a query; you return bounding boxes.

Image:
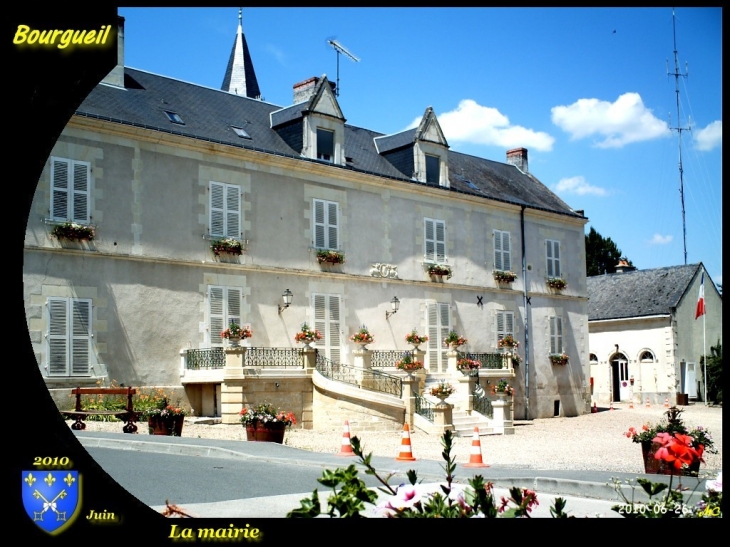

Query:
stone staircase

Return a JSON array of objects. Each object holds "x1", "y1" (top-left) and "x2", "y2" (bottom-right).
[{"x1": 421, "y1": 373, "x2": 494, "y2": 437}]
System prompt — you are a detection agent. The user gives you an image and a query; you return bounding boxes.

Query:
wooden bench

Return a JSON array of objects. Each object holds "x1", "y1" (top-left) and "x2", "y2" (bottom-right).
[{"x1": 62, "y1": 387, "x2": 140, "y2": 434}]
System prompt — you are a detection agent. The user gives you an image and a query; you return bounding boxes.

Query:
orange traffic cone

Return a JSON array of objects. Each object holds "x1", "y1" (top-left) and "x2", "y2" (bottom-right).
[
  {"x1": 629, "y1": 399, "x2": 634, "y2": 409},
  {"x1": 395, "y1": 423, "x2": 416, "y2": 461},
  {"x1": 645, "y1": 397, "x2": 651, "y2": 408},
  {"x1": 463, "y1": 427, "x2": 489, "y2": 468},
  {"x1": 664, "y1": 397, "x2": 669, "y2": 408},
  {"x1": 609, "y1": 401, "x2": 614, "y2": 411},
  {"x1": 338, "y1": 420, "x2": 356, "y2": 457},
  {"x1": 591, "y1": 402, "x2": 597, "y2": 413}
]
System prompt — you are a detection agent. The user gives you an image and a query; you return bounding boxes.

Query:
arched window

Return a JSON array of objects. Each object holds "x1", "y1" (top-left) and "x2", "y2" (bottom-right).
[
  {"x1": 589, "y1": 353, "x2": 598, "y2": 363},
  {"x1": 639, "y1": 350, "x2": 655, "y2": 363}
]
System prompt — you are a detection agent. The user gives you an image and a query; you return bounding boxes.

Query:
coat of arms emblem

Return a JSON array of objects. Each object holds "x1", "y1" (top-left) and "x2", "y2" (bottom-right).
[{"x1": 22, "y1": 470, "x2": 80, "y2": 534}]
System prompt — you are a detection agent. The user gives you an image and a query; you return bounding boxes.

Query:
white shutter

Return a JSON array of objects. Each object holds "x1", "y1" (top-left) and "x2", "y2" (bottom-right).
[
  {"x1": 313, "y1": 293, "x2": 341, "y2": 362},
  {"x1": 72, "y1": 162, "x2": 90, "y2": 223},
  {"x1": 70, "y1": 299, "x2": 91, "y2": 375},
  {"x1": 425, "y1": 219, "x2": 435, "y2": 262},
  {"x1": 496, "y1": 311, "x2": 514, "y2": 344},
  {"x1": 51, "y1": 159, "x2": 69, "y2": 220},
  {"x1": 48, "y1": 298, "x2": 69, "y2": 375},
  {"x1": 314, "y1": 199, "x2": 326, "y2": 248},
  {"x1": 314, "y1": 294, "x2": 326, "y2": 344},
  {"x1": 210, "y1": 182, "x2": 225, "y2": 237},
  {"x1": 553, "y1": 241, "x2": 561, "y2": 277},
  {"x1": 436, "y1": 221, "x2": 446, "y2": 263},
  {"x1": 494, "y1": 230, "x2": 503, "y2": 271},
  {"x1": 547, "y1": 240, "x2": 560, "y2": 277},
  {"x1": 209, "y1": 286, "x2": 225, "y2": 346},
  {"x1": 47, "y1": 297, "x2": 91, "y2": 377},
  {"x1": 439, "y1": 302, "x2": 450, "y2": 372},
  {"x1": 502, "y1": 232, "x2": 511, "y2": 272},
  {"x1": 227, "y1": 287, "x2": 242, "y2": 326},
  {"x1": 427, "y1": 303, "x2": 439, "y2": 371},
  {"x1": 550, "y1": 316, "x2": 563, "y2": 354},
  {"x1": 546, "y1": 240, "x2": 554, "y2": 277},
  {"x1": 225, "y1": 184, "x2": 241, "y2": 238},
  {"x1": 327, "y1": 202, "x2": 338, "y2": 251},
  {"x1": 329, "y1": 295, "x2": 341, "y2": 363}
]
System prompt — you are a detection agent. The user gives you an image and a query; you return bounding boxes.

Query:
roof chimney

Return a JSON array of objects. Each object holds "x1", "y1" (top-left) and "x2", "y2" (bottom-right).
[
  {"x1": 101, "y1": 16, "x2": 125, "y2": 88},
  {"x1": 506, "y1": 147, "x2": 528, "y2": 173},
  {"x1": 293, "y1": 76, "x2": 336, "y2": 104}
]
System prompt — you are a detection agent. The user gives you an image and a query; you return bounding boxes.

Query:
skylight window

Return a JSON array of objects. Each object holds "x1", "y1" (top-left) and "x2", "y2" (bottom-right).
[
  {"x1": 231, "y1": 126, "x2": 251, "y2": 139},
  {"x1": 465, "y1": 180, "x2": 481, "y2": 191},
  {"x1": 164, "y1": 111, "x2": 184, "y2": 125}
]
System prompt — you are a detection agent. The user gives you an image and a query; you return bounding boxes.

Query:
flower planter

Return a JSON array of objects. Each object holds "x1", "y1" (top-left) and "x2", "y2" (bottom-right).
[
  {"x1": 641, "y1": 441, "x2": 701, "y2": 476},
  {"x1": 245, "y1": 422, "x2": 286, "y2": 444},
  {"x1": 148, "y1": 415, "x2": 184, "y2": 436}
]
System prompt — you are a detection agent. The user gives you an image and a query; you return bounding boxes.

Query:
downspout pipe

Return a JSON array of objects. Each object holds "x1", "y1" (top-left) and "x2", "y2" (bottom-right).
[{"x1": 521, "y1": 205, "x2": 530, "y2": 420}]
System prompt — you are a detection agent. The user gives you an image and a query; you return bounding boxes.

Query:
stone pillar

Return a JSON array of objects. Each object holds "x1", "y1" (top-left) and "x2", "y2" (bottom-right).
[
  {"x1": 352, "y1": 347, "x2": 372, "y2": 389},
  {"x1": 221, "y1": 346, "x2": 246, "y2": 425},
  {"x1": 491, "y1": 396, "x2": 515, "y2": 435},
  {"x1": 455, "y1": 373, "x2": 477, "y2": 413},
  {"x1": 433, "y1": 400, "x2": 454, "y2": 433},
  {"x1": 446, "y1": 349, "x2": 459, "y2": 374},
  {"x1": 413, "y1": 349, "x2": 426, "y2": 393},
  {"x1": 302, "y1": 347, "x2": 317, "y2": 373},
  {"x1": 401, "y1": 374, "x2": 418, "y2": 428}
]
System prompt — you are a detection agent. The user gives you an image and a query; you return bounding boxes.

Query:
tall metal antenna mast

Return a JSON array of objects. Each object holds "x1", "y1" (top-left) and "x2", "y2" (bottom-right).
[
  {"x1": 666, "y1": 8, "x2": 691, "y2": 265},
  {"x1": 327, "y1": 39, "x2": 360, "y2": 97}
]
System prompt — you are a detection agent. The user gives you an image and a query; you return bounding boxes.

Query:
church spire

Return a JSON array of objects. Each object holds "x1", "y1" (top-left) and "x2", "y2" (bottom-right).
[{"x1": 221, "y1": 8, "x2": 261, "y2": 99}]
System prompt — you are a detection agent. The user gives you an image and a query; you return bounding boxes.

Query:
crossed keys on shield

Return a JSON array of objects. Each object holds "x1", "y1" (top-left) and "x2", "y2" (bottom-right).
[{"x1": 32, "y1": 489, "x2": 68, "y2": 522}]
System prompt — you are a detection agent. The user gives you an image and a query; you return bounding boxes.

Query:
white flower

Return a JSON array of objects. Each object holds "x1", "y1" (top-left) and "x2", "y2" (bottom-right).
[{"x1": 706, "y1": 472, "x2": 722, "y2": 493}]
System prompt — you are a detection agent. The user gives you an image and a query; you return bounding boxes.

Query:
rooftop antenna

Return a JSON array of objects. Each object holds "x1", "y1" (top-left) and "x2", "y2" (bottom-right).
[
  {"x1": 327, "y1": 39, "x2": 360, "y2": 97},
  {"x1": 666, "y1": 8, "x2": 691, "y2": 265}
]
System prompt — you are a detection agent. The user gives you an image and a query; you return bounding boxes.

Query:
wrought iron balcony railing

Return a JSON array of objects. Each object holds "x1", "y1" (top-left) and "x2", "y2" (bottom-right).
[{"x1": 316, "y1": 353, "x2": 402, "y2": 398}]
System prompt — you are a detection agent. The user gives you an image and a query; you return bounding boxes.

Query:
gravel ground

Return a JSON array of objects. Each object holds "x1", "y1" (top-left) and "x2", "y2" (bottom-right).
[{"x1": 73, "y1": 403, "x2": 722, "y2": 475}]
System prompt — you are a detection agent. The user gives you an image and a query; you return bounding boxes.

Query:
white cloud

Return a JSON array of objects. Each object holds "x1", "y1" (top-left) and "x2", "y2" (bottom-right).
[
  {"x1": 551, "y1": 92, "x2": 670, "y2": 148},
  {"x1": 693, "y1": 120, "x2": 722, "y2": 151},
  {"x1": 407, "y1": 99, "x2": 555, "y2": 152},
  {"x1": 265, "y1": 44, "x2": 286, "y2": 65},
  {"x1": 649, "y1": 233, "x2": 673, "y2": 245},
  {"x1": 553, "y1": 176, "x2": 607, "y2": 196}
]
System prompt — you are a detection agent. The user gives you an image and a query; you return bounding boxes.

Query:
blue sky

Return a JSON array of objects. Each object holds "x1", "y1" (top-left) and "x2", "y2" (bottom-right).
[{"x1": 118, "y1": 7, "x2": 722, "y2": 289}]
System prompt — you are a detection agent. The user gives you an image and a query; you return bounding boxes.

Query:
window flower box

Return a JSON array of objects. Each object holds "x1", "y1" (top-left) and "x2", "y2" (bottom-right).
[
  {"x1": 493, "y1": 270, "x2": 517, "y2": 283},
  {"x1": 317, "y1": 249, "x2": 345, "y2": 264},
  {"x1": 210, "y1": 237, "x2": 243, "y2": 256},
  {"x1": 427, "y1": 263, "x2": 452, "y2": 279},
  {"x1": 549, "y1": 353, "x2": 569, "y2": 366},
  {"x1": 547, "y1": 277, "x2": 567, "y2": 290},
  {"x1": 497, "y1": 334, "x2": 519, "y2": 350},
  {"x1": 51, "y1": 221, "x2": 95, "y2": 241}
]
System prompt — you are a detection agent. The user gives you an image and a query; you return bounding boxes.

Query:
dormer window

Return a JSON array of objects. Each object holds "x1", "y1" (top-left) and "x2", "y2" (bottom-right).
[
  {"x1": 317, "y1": 128, "x2": 334, "y2": 162},
  {"x1": 426, "y1": 154, "x2": 440, "y2": 184},
  {"x1": 164, "y1": 110, "x2": 184, "y2": 125}
]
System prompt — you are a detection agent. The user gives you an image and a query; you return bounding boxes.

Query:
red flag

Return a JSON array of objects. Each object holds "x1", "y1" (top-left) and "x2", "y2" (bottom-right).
[{"x1": 695, "y1": 272, "x2": 706, "y2": 319}]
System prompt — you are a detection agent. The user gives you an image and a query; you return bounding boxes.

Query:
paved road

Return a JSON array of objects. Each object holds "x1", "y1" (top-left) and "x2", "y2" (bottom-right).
[{"x1": 74, "y1": 431, "x2": 712, "y2": 518}]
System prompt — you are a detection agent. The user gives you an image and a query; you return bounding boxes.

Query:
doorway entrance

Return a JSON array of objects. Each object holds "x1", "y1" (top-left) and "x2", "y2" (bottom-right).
[{"x1": 610, "y1": 353, "x2": 630, "y2": 402}]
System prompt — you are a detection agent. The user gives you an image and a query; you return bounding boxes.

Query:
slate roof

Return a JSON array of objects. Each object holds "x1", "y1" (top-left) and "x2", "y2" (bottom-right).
[
  {"x1": 586, "y1": 263, "x2": 702, "y2": 321},
  {"x1": 76, "y1": 67, "x2": 582, "y2": 219}
]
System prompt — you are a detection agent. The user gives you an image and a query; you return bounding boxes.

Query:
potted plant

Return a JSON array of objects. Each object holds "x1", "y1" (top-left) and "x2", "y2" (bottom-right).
[
  {"x1": 51, "y1": 221, "x2": 95, "y2": 241},
  {"x1": 221, "y1": 321, "x2": 252, "y2": 347},
  {"x1": 497, "y1": 334, "x2": 519, "y2": 350},
  {"x1": 139, "y1": 390, "x2": 187, "y2": 436},
  {"x1": 547, "y1": 277, "x2": 567, "y2": 290},
  {"x1": 457, "y1": 357, "x2": 481, "y2": 376},
  {"x1": 491, "y1": 378, "x2": 514, "y2": 397},
  {"x1": 395, "y1": 352, "x2": 424, "y2": 374},
  {"x1": 427, "y1": 264, "x2": 452, "y2": 279},
  {"x1": 240, "y1": 402, "x2": 296, "y2": 444},
  {"x1": 443, "y1": 331, "x2": 467, "y2": 350},
  {"x1": 405, "y1": 329, "x2": 428, "y2": 350},
  {"x1": 549, "y1": 352, "x2": 569, "y2": 365},
  {"x1": 317, "y1": 249, "x2": 346, "y2": 265},
  {"x1": 624, "y1": 406, "x2": 716, "y2": 476},
  {"x1": 350, "y1": 325, "x2": 374, "y2": 349},
  {"x1": 429, "y1": 382, "x2": 455, "y2": 402},
  {"x1": 210, "y1": 237, "x2": 243, "y2": 256},
  {"x1": 493, "y1": 270, "x2": 517, "y2": 283},
  {"x1": 510, "y1": 352, "x2": 521, "y2": 366},
  {"x1": 294, "y1": 322, "x2": 322, "y2": 347}
]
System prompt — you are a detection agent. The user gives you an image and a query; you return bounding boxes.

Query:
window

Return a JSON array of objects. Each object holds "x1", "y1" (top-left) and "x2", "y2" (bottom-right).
[
  {"x1": 313, "y1": 293, "x2": 341, "y2": 363},
  {"x1": 313, "y1": 199, "x2": 339, "y2": 250},
  {"x1": 589, "y1": 353, "x2": 598, "y2": 362},
  {"x1": 496, "y1": 311, "x2": 514, "y2": 344},
  {"x1": 427, "y1": 302, "x2": 451, "y2": 373},
  {"x1": 210, "y1": 182, "x2": 241, "y2": 239},
  {"x1": 164, "y1": 110, "x2": 184, "y2": 124},
  {"x1": 546, "y1": 239, "x2": 561, "y2": 278},
  {"x1": 424, "y1": 218, "x2": 446, "y2": 263},
  {"x1": 425, "y1": 154, "x2": 440, "y2": 184},
  {"x1": 47, "y1": 297, "x2": 92, "y2": 377},
  {"x1": 640, "y1": 350, "x2": 655, "y2": 362},
  {"x1": 51, "y1": 157, "x2": 90, "y2": 222},
  {"x1": 209, "y1": 286, "x2": 242, "y2": 347},
  {"x1": 549, "y1": 316, "x2": 563, "y2": 354},
  {"x1": 494, "y1": 230, "x2": 512, "y2": 271},
  {"x1": 231, "y1": 126, "x2": 251, "y2": 139},
  {"x1": 317, "y1": 128, "x2": 334, "y2": 162}
]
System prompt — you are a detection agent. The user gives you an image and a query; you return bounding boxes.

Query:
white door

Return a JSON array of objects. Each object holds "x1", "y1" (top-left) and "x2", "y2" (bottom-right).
[
  {"x1": 427, "y1": 302, "x2": 450, "y2": 373},
  {"x1": 685, "y1": 362, "x2": 697, "y2": 398}
]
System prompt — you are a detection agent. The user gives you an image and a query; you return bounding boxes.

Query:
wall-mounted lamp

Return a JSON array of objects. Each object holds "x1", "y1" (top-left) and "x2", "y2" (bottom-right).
[
  {"x1": 385, "y1": 296, "x2": 400, "y2": 320},
  {"x1": 278, "y1": 289, "x2": 293, "y2": 314}
]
